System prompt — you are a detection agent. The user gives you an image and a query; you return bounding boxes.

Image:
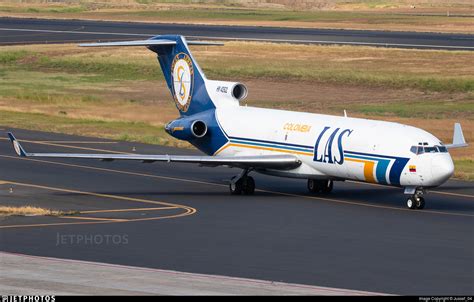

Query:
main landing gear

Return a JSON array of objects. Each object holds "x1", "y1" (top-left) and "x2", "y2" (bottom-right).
[
  {"x1": 229, "y1": 169, "x2": 255, "y2": 195},
  {"x1": 307, "y1": 179, "x2": 333, "y2": 194},
  {"x1": 406, "y1": 188, "x2": 425, "y2": 210}
]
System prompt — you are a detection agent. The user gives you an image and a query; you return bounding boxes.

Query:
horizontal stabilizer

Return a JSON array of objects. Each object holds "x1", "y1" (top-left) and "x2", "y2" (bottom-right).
[
  {"x1": 79, "y1": 39, "x2": 223, "y2": 47},
  {"x1": 79, "y1": 39, "x2": 176, "y2": 47}
]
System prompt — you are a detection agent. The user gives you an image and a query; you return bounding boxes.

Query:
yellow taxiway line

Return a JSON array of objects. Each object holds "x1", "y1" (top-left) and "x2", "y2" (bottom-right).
[
  {"x1": 79, "y1": 207, "x2": 178, "y2": 214},
  {"x1": 0, "y1": 180, "x2": 196, "y2": 229}
]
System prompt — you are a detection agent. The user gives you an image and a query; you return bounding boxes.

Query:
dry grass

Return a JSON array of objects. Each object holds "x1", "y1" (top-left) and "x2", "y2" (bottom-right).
[
  {"x1": 0, "y1": 205, "x2": 71, "y2": 216},
  {"x1": 3, "y1": 42, "x2": 473, "y2": 91},
  {"x1": 0, "y1": 42, "x2": 472, "y2": 179}
]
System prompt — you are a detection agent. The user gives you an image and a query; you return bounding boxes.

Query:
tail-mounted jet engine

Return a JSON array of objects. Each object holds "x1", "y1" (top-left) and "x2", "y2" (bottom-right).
[{"x1": 165, "y1": 118, "x2": 207, "y2": 141}]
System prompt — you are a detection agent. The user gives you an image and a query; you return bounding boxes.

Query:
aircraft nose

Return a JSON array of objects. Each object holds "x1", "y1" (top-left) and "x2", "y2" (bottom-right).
[{"x1": 431, "y1": 155, "x2": 454, "y2": 186}]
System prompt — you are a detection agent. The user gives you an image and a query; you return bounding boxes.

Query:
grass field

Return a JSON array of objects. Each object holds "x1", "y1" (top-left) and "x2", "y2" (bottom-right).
[
  {"x1": 0, "y1": 42, "x2": 472, "y2": 180},
  {"x1": 0, "y1": 0, "x2": 473, "y2": 33},
  {"x1": 0, "y1": 205, "x2": 73, "y2": 216}
]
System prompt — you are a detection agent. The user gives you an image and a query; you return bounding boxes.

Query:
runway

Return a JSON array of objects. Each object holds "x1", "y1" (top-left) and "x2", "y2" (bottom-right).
[
  {"x1": 0, "y1": 128, "x2": 473, "y2": 295},
  {"x1": 1, "y1": 17, "x2": 473, "y2": 50}
]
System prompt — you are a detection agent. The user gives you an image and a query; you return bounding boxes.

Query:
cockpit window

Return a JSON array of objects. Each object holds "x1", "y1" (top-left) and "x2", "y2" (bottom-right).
[
  {"x1": 410, "y1": 145, "x2": 448, "y2": 154},
  {"x1": 437, "y1": 146, "x2": 448, "y2": 153}
]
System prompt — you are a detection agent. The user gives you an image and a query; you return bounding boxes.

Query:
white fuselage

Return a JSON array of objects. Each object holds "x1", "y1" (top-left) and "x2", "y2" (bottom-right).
[{"x1": 214, "y1": 106, "x2": 454, "y2": 188}]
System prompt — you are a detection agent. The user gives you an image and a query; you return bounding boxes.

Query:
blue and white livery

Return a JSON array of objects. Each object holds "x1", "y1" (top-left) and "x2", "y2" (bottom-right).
[{"x1": 8, "y1": 35, "x2": 468, "y2": 209}]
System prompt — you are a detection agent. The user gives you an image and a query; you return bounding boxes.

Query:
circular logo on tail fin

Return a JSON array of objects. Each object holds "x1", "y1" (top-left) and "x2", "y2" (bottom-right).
[
  {"x1": 13, "y1": 140, "x2": 21, "y2": 155},
  {"x1": 171, "y1": 53, "x2": 194, "y2": 113}
]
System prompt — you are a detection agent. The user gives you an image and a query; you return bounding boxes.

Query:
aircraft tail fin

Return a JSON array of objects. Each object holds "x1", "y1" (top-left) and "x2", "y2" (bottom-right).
[{"x1": 80, "y1": 36, "x2": 223, "y2": 116}]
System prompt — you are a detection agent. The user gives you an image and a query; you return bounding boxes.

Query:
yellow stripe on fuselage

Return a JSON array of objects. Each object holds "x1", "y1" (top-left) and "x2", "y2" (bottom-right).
[
  {"x1": 344, "y1": 158, "x2": 376, "y2": 183},
  {"x1": 214, "y1": 143, "x2": 313, "y2": 157}
]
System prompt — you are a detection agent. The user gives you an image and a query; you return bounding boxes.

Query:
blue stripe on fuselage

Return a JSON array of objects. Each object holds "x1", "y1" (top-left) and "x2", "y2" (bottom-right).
[
  {"x1": 197, "y1": 132, "x2": 409, "y2": 185},
  {"x1": 230, "y1": 138, "x2": 312, "y2": 153},
  {"x1": 228, "y1": 136, "x2": 313, "y2": 151}
]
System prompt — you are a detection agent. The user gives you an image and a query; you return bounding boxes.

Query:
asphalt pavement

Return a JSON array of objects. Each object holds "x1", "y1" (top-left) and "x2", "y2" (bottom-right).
[
  {"x1": 1, "y1": 17, "x2": 473, "y2": 50},
  {"x1": 0, "y1": 128, "x2": 472, "y2": 295}
]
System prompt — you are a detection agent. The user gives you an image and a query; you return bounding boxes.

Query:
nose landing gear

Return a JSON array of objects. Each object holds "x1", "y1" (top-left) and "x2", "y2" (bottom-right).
[{"x1": 405, "y1": 187, "x2": 425, "y2": 210}]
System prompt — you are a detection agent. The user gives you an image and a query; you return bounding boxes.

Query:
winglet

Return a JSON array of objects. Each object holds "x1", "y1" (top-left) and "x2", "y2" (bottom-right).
[
  {"x1": 446, "y1": 123, "x2": 468, "y2": 149},
  {"x1": 7, "y1": 132, "x2": 27, "y2": 157}
]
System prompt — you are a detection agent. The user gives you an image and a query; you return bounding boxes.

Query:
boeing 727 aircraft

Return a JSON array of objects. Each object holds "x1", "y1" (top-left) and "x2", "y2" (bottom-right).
[{"x1": 8, "y1": 35, "x2": 468, "y2": 209}]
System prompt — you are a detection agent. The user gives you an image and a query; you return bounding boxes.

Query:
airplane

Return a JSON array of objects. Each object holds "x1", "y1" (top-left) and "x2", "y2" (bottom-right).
[{"x1": 7, "y1": 35, "x2": 468, "y2": 210}]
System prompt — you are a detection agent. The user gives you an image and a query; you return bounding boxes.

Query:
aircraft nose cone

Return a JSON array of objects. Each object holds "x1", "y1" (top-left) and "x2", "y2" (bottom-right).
[{"x1": 431, "y1": 155, "x2": 454, "y2": 186}]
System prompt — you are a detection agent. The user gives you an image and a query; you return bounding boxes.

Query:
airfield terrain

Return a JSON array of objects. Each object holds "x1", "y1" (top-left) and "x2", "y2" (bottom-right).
[
  {"x1": 0, "y1": 17, "x2": 472, "y2": 179},
  {"x1": 0, "y1": 3, "x2": 473, "y2": 295}
]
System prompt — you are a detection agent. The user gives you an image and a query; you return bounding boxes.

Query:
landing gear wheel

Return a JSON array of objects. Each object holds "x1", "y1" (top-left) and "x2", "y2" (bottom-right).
[
  {"x1": 308, "y1": 179, "x2": 333, "y2": 194},
  {"x1": 242, "y1": 176, "x2": 255, "y2": 195},
  {"x1": 307, "y1": 179, "x2": 320, "y2": 193},
  {"x1": 407, "y1": 197, "x2": 417, "y2": 209},
  {"x1": 321, "y1": 180, "x2": 333, "y2": 194},
  {"x1": 415, "y1": 196, "x2": 425, "y2": 209},
  {"x1": 230, "y1": 177, "x2": 243, "y2": 195}
]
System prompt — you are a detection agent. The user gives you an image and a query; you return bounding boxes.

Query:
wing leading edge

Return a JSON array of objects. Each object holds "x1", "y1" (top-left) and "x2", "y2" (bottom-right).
[{"x1": 7, "y1": 133, "x2": 301, "y2": 170}]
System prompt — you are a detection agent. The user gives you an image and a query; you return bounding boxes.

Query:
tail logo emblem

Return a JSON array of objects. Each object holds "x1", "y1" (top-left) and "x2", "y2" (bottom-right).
[
  {"x1": 13, "y1": 140, "x2": 20, "y2": 155},
  {"x1": 171, "y1": 53, "x2": 194, "y2": 112}
]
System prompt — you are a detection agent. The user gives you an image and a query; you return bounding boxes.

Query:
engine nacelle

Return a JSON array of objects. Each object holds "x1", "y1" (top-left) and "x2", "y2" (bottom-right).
[
  {"x1": 165, "y1": 118, "x2": 207, "y2": 141},
  {"x1": 229, "y1": 82, "x2": 248, "y2": 101},
  {"x1": 207, "y1": 80, "x2": 248, "y2": 104}
]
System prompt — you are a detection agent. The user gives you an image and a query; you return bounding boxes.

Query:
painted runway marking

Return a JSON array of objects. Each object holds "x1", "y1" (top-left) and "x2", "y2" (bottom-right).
[
  {"x1": 0, "y1": 27, "x2": 150, "y2": 37},
  {"x1": 0, "y1": 180, "x2": 196, "y2": 229},
  {"x1": 0, "y1": 154, "x2": 226, "y2": 187},
  {"x1": 0, "y1": 138, "x2": 117, "y2": 144},
  {"x1": 30, "y1": 141, "x2": 117, "y2": 144},
  {"x1": 59, "y1": 216, "x2": 128, "y2": 222},
  {"x1": 0, "y1": 154, "x2": 472, "y2": 218},
  {"x1": 0, "y1": 27, "x2": 473, "y2": 50},
  {"x1": 186, "y1": 35, "x2": 474, "y2": 50},
  {"x1": 79, "y1": 206, "x2": 178, "y2": 214}
]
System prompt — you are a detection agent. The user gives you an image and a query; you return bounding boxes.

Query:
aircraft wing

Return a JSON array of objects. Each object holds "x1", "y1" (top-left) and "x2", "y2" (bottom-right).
[{"x1": 7, "y1": 133, "x2": 301, "y2": 170}]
